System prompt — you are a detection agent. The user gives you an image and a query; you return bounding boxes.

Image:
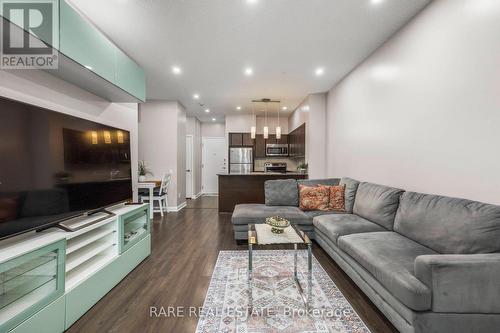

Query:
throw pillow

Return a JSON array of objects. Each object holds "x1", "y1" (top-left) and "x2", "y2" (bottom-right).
[
  {"x1": 299, "y1": 185, "x2": 330, "y2": 211},
  {"x1": 329, "y1": 185, "x2": 346, "y2": 211}
]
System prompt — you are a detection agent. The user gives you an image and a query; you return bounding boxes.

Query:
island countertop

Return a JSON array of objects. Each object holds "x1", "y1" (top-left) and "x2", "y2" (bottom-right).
[{"x1": 217, "y1": 172, "x2": 308, "y2": 212}]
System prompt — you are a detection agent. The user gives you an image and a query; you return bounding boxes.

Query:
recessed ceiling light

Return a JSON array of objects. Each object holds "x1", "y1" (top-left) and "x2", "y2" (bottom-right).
[
  {"x1": 193, "y1": 94, "x2": 200, "y2": 100},
  {"x1": 282, "y1": 106, "x2": 288, "y2": 111},
  {"x1": 205, "y1": 108, "x2": 210, "y2": 113},
  {"x1": 236, "y1": 106, "x2": 242, "y2": 110},
  {"x1": 247, "y1": 0, "x2": 258, "y2": 4},
  {"x1": 244, "y1": 67, "x2": 254, "y2": 76},
  {"x1": 172, "y1": 66, "x2": 182, "y2": 75},
  {"x1": 371, "y1": 0, "x2": 384, "y2": 5},
  {"x1": 315, "y1": 67, "x2": 325, "y2": 76},
  {"x1": 212, "y1": 118, "x2": 216, "y2": 121}
]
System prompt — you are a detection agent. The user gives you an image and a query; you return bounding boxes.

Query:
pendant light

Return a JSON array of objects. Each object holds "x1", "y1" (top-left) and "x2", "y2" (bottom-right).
[
  {"x1": 276, "y1": 102, "x2": 282, "y2": 139},
  {"x1": 250, "y1": 102, "x2": 256, "y2": 139},
  {"x1": 263, "y1": 102, "x2": 269, "y2": 139}
]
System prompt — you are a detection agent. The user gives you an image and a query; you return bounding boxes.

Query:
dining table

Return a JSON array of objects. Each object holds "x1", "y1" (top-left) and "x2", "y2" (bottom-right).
[{"x1": 137, "y1": 180, "x2": 161, "y2": 219}]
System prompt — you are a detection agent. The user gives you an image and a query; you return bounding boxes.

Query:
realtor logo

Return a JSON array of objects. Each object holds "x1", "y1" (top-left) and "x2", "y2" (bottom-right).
[{"x1": 0, "y1": 0, "x2": 59, "y2": 69}]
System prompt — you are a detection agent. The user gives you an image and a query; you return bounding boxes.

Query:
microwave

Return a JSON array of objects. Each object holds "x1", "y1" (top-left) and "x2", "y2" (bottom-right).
[{"x1": 266, "y1": 144, "x2": 289, "y2": 157}]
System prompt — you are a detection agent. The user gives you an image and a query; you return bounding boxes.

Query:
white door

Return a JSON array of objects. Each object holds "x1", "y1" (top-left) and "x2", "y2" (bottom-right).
[
  {"x1": 186, "y1": 135, "x2": 193, "y2": 199},
  {"x1": 202, "y1": 137, "x2": 226, "y2": 194}
]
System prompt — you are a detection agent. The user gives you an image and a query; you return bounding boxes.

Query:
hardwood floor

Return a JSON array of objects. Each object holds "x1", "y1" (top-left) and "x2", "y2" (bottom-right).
[{"x1": 67, "y1": 196, "x2": 397, "y2": 333}]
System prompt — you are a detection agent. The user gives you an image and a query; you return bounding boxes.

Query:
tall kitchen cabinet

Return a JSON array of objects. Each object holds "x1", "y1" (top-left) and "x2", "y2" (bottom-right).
[{"x1": 289, "y1": 124, "x2": 306, "y2": 158}]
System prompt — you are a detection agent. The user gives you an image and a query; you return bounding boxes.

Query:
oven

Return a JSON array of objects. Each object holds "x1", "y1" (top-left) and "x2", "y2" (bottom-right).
[
  {"x1": 266, "y1": 144, "x2": 289, "y2": 157},
  {"x1": 264, "y1": 162, "x2": 287, "y2": 173}
]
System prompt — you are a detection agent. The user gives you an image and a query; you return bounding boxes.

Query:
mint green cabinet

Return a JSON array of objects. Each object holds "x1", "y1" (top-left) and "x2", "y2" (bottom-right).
[
  {"x1": 0, "y1": 240, "x2": 66, "y2": 333},
  {"x1": 9, "y1": 296, "x2": 65, "y2": 333},
  {"x1": 65, "y1": 235, "x2": 151, "y2": 329},
  {"x1": 115, "y1": 49, "x2": 146, "y2": 102},
  {"x1": 59, "y1": 0, "x2": 116, "y2": 83},
  {"x1": 118, "y1": 206, "x2": 150, "y2": 254}
]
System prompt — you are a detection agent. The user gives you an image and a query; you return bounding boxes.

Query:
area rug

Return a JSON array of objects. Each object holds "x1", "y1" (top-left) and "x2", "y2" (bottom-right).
[{"x1": 196, "y1": 250, "x2": 370, "y2": 333}]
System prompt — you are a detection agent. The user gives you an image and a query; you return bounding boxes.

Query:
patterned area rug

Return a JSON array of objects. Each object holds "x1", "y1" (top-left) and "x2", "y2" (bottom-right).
[{"x1": 196, "y1": 250, "x2": 370, "y2": 333}]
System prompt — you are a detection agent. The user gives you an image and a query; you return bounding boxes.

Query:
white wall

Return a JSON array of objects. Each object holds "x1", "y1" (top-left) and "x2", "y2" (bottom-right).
[
  {"x1": 139, "y1": 101, "x2": 186, "y2": 208},
  {"x1": 326, "y1": 0, "x2": 500, "y2": 205},
  {"x1": 187, "y1": 117, "x2": 202, "y2": 196},
  {"x1": 256, "y1": 116, "x2": 289, "y2": 135},
  {"x1": 201, "y1": 122, "x2": 225, "y2": 137},
  {"x1": 0, "y1": 69, "x2": 139, "y2": 200}
]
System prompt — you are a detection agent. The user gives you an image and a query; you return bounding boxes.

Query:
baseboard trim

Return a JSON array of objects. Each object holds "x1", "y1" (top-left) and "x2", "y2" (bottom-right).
[
  {"x1": 168, "y1": 201, "x2": 187, "y2": 212},
  {"x1": 192, "y1": 192, "x2": 203, "y2": 199},
  {"x1": 202, "y1": 192, "x2": 218, "y2": 196}
]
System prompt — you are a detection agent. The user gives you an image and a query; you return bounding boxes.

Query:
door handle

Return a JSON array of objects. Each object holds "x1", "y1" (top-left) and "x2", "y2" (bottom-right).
[{"x1": 186, "y1": 170, "x2": 191, "y2": 172}]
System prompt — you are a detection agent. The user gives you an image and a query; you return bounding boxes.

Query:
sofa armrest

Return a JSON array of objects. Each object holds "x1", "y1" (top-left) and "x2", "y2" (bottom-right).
[{"x1": 415, "y1": 254, "x2": 500, "y2": 313}]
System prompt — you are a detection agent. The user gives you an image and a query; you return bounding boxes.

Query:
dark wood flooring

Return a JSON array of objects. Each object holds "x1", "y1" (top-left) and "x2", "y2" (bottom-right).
[{"x1": 67, "y1": 196, "x2": 397, "y2": 333}]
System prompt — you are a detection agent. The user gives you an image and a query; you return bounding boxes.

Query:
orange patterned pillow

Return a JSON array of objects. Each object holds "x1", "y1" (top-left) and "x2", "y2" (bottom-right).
[
  {"x1": 328, "y1": 185, "x2": 346, "y2": 211},
  {"x1": 299, "y1": 185, "x2": 330, "y2": 211}
]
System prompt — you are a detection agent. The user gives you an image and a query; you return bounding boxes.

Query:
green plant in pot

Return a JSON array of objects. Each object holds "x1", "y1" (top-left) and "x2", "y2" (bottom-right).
[
  {"x1": 138, "y1": 161, "x2": 153, "y2": 182},
  {"x1": 297, "y1": 162, "x2": 308, "y2": 174}
]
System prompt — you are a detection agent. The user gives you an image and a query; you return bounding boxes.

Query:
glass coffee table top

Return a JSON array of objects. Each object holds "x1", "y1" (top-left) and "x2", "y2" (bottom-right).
[{"x1": 248, "y1": 223, "x2": 312, "y2": 246}]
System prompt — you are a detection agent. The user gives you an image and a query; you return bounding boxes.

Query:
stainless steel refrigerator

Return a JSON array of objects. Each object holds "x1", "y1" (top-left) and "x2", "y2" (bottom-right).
[{"x1": 229, "y1": 147, "x2": 253, "y2": 174}]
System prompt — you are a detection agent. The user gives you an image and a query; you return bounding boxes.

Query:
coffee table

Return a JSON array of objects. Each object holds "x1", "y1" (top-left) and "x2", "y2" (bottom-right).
[{"x1": 248, "y1": 223, "x2": 312, "y2": 310}]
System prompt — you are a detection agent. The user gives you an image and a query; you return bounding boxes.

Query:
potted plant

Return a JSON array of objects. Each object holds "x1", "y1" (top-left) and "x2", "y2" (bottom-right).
[
  {"x1": 138, "y1": 161, "x2": 153, "y2": 181},
  {"x1": 297, "y1": 162, "x2": 308, "y2": 174}
]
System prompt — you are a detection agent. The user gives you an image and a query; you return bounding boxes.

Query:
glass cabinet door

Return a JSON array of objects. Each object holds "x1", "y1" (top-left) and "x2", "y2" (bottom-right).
[
  {"x1": 119, "y1": 208, "x2": 150, "y2": 253},
  {"x1": 0, "y1": 239, "x2": 65, "y2": 332}
]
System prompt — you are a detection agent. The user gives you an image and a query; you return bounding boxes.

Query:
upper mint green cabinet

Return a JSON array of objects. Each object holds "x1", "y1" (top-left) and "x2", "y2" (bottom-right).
[
  {"x1": 59, "y1": 0, "x2": 116, "y2": 83},
  {"x1": 58, "y1": 0, "x2": 145, "y2": 102},
  {"x1": 115, "y1": 49, "x2": 146, "y2": 102}
]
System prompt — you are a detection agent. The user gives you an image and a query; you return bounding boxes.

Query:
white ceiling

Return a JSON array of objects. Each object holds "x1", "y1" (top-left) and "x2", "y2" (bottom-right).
[{"x1": 69, "y1": 0, "x2": 430, "y2": 122}]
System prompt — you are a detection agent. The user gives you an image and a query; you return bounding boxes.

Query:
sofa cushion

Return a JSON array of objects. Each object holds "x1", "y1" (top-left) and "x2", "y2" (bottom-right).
[
  {"x1": 338, "y1": 232, "x2": 434, "y2": 311},
  {"x1": 304, "y1": 210, "x2": 345, "y2": 219},
  {"x1": 328, "y1": 185, "x2": 346, "y2": 211},
  {"x1": 340, "y1": 177, "x2": 360, "y2": 213},
  {"x1": 313, "y1": 214, "x2": 386, "y2": 244},
  {"x1": 231, "y1": 204, "x2": 311, "y2": 225},
  {"x1": 299, "y1": 185, "x2": 330, "y2": 211},
  {"x1": 297, "y1": 178, "x2": 340, "y2": 187},
  {"x1": 394, "y1": 192, "x2": 500, "y2": 254},
  {"x1": 353, "y1": 182, "x2": 404, "y2": 230},
  {"x1": 264, "y1": 179, "x2": 299, "y2": 206}
]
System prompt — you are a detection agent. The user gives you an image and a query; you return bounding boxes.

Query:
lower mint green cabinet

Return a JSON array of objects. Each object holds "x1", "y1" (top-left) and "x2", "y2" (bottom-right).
[
  {"x1": 65, "y1": 235, "x2": 151, "y2": 329},
  {"x1": 9, "y1": 296, "x2": 65, "y2": 333},
  {"x1": 119, "y1": 206, "x2": 150, "y2": 254},
  {"x1": 0, "y1": 240, "x2": 65, "y2": 333}
]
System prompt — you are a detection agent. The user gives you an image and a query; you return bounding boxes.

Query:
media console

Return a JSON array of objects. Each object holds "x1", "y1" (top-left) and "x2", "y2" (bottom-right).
[{"x1": 0, "y1": 203, "x2": 150, "y2": 333}]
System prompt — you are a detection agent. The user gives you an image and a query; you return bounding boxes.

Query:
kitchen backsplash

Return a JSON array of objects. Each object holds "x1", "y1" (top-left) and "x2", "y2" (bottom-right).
[{"x1": 254, "y1": 157, "x2": 305, "y2": 172}]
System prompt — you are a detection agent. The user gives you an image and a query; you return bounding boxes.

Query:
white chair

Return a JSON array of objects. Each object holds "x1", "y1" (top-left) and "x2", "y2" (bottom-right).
[{"x1": 140, "y1": 173, "x2": 171, "y2": 217}]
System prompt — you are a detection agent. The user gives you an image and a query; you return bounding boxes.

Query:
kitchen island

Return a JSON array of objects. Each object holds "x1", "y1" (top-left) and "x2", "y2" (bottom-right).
[{"x1": 217, "y1": 172, "x2": 308, "y2": 212}]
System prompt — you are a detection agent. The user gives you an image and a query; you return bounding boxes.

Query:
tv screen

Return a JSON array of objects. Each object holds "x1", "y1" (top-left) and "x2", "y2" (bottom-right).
[{"x1": 0, "y1": 96, "x2": 132, "y2": 240}]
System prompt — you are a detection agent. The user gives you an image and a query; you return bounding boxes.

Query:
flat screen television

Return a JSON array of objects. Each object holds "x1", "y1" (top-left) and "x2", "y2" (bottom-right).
[{"x1": 0, "y1": 96, "x2": 132, "y2": 240}]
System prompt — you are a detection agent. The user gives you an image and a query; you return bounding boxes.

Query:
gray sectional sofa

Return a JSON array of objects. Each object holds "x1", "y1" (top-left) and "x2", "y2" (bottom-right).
[{"x1": 231, "y1": 177, "x2": 500, "y2": 333}]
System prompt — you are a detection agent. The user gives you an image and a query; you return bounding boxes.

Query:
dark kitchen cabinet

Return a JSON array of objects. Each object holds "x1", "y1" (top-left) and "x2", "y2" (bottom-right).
[
  {"x1": 255, "y1": 134, "x2": 266, "y2": 158},
  {"x1": 229, "y1": 133, "x2": 243, "y2": 146},
  {"x1": 277, "y1": 134, "x2": 288, "y2": 145},
  {"x1": 289, "y1": 124, "x2": 305, "y2": 158},
  {"x1": 266, "y1": 134, "x2": 277, "y2": 144},
  {"x1": 242, "y1": 133, "x2": 254, "y2": 146}
]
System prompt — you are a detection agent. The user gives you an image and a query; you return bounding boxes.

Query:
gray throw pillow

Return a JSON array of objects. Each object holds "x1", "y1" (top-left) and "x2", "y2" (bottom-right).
[
  {"x1": 340, "y1": 177, "x2": 360, "y2": 213},
  {"x1": 265, "y1": 179, "x2": 299, "y2": 206}
]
